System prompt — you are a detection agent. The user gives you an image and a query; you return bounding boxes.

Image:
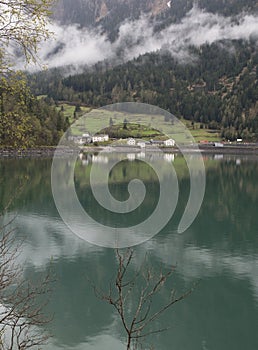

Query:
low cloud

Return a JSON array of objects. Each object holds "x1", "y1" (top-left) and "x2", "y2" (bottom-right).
[
  {"x1": 20, "y1": 5, "x2": 258, "y2": 70},
  {"x1": 39, "y1": 24, "x2": 113, "y2": 67},
  {"x1": 116, "y1": 6, "x2": 258, "y2": 62}
]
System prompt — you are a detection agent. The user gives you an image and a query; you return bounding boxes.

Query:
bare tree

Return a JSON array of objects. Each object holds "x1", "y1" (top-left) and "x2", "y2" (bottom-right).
[
  {"x1": 92, "y1": 248, "x2": 195, "y2": 350},
  {"x1": 0, "y1": 215, "x2": 52, "y2": 349}
]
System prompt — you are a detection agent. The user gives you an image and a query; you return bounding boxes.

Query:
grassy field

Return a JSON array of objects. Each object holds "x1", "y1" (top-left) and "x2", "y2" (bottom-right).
[
  {"x1": 57, "y1": 103, "x2": 92, "y2": 125},
  {"x1": 58, "y1": 103, "x2": 221, "y2": 143}
]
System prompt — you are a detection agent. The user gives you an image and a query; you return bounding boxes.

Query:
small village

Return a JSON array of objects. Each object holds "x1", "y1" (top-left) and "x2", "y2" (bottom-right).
[{"x1": 69, "y1": 133, "x2": 176, "y2": 148}]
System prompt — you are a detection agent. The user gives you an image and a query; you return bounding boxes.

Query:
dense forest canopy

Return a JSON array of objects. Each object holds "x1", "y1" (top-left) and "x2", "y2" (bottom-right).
[{"x1": 0, "y1": 73, "x2": 69, "y2": 147}]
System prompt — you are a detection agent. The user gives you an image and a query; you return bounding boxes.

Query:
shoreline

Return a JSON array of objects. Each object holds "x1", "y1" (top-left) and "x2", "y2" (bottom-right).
[
  {"x1": 1, "y1": 144, "x2": 258, "y2": 158},
  {"x1": 198, "y1": 145, "x2": 258, "y2": 155},
  {"x1": 0, "y1": 147, "x2": 58, "y2": 158}
]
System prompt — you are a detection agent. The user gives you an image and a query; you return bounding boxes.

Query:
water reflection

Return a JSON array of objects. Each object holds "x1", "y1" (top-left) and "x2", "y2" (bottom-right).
[
  {"x1": 77, "y1": 151, "x2": 176, "y2": 167},
  {"x1": 1, "y1": 155, "x2": 258, "y2": 349},
  {"x1": 11, "y1": 213, "x2": 258, "y2": 300}
]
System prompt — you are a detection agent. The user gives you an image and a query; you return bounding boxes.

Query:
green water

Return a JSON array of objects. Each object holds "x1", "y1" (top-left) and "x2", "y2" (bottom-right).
[{"x1": 0, "y1": 154, "x2": 258, "y2": 350}]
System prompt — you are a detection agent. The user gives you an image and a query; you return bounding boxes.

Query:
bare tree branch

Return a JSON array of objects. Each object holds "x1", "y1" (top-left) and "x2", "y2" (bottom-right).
[
  {"x1": 0, "y1": 212, "x2": 53, "y2": 349},
  {"x1": 90, "y1": 248, "x2": 196, "y2": 349}
]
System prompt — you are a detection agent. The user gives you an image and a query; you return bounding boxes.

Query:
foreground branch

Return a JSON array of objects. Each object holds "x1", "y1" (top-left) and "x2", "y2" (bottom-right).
[
  {"x1": 0, "y1": 214, "x2": 53, "y2": 349},
  {"x1": 92, "y1": 248, "x2": 196, "y2": 350}
]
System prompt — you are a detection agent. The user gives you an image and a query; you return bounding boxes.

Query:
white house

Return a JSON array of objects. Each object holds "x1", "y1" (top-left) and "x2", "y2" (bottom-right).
[
  {"x1": 137, "y1": 141, "x2": 146, "y2": 148},
  {"x1": 82, "y1": 133, "x2": 92, "y2": 143},
  {"x1": 92, "y1": 134, "x2": 109, "y2": 143},
  {"x1": 214, "y1": 142, "x2": 224, "y2": 147},
  {"x1": 127, "y1": 138, "x2": 136, "y2": 146},
  {"x1": 164, "y1": 139, "x2": 175, "y2": 147},
  {"x1": 70, "y1": 134, "x2": 92, "y2": 145},
  {"x1": 76, "y1": 137, "x2": 86, "y2": 145}
]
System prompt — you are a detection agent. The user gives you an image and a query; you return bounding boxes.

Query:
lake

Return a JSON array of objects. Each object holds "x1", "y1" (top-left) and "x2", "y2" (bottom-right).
[{"x1": 0, "y1": 153, "x2": 258, "y2": 350}]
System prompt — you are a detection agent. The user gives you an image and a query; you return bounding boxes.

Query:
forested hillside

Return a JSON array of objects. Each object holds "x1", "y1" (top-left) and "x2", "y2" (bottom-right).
[
  {"x1": 0, "y1": 74, "x2": 69, "y2": 147},
  {"x1": 30, "y1": 39, "x2": 258, "y2": 141},
  {"x1": 1, "y1": 0, "x2": 258, "y2": 146}
]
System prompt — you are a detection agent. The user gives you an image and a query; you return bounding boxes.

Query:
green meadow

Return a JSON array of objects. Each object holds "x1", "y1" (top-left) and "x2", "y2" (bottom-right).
[{"x1": 58, "y1": 103, "x2": 221, "y2": 143}]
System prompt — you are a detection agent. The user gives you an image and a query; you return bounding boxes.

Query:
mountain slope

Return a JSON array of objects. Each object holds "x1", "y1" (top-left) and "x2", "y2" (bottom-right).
[
  {"x1": 27, "y1": 0, "x2": 258, "y2": 142},
  {"x1": 29, "y1": 38, "x2": 258, "y2": 140},
  {"x1": 52, "y1": 0, "x2": 258, "y2": 38}
]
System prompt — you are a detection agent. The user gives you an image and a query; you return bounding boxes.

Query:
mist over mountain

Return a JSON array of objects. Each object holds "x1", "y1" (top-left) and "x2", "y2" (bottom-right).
[
  {"x1": 26, "y1": 0, "x2": 258, "y2": 142},
  {"x1": 52, "y1": 0, "x2": 258, "y2": 35},
  {"x1": 17, "y1": 0, "x2": 255, "y2": 71}
]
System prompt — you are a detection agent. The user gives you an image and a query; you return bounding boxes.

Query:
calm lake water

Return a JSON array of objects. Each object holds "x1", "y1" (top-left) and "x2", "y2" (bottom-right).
[{"x1": 0, "y1": 153, "x2": 258, "y2": 350}]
